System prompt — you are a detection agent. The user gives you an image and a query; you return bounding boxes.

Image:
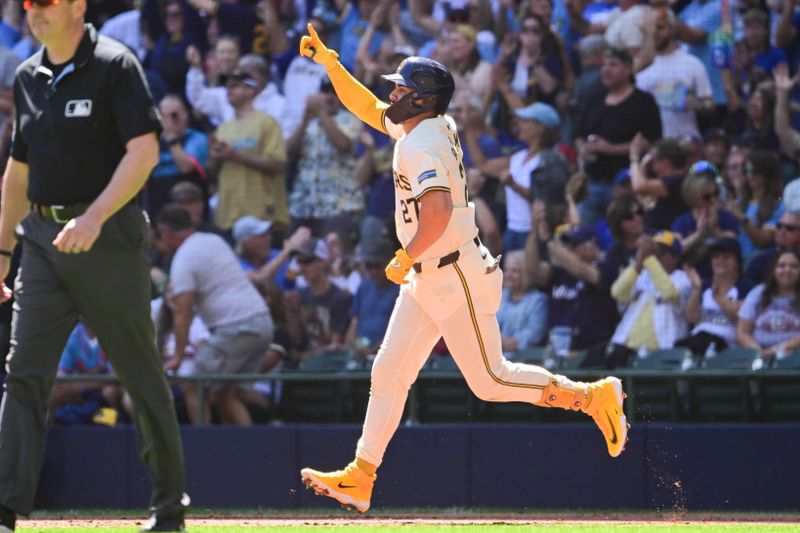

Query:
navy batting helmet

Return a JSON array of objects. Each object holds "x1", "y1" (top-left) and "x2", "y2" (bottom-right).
[{"x1": 381, "y1": 57, "x2": 455, "y2": 119}]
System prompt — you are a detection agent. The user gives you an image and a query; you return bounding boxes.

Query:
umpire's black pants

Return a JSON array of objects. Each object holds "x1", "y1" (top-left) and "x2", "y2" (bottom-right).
[{"x1": 0, "y1": 204, "x2": 186, "y2": 515}]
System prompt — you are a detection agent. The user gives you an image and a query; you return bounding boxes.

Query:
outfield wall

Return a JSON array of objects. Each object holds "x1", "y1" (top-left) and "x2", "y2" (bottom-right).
[{"x1": 36, "y1": 423, "x2": 800, "y2": 511}]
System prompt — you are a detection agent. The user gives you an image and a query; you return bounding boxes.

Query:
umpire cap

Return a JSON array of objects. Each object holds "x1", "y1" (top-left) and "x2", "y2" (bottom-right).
[{"x1": 381, "y1": 57, "x2": 455, "y2": 114}]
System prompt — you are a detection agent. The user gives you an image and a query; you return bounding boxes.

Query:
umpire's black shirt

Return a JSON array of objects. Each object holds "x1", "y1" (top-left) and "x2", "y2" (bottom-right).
[{"x1": 11, "y1": 24, "x2": 162, "y2": 205}]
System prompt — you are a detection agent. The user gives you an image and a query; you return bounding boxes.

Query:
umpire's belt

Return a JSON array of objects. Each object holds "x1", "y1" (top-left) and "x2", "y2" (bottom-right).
[
  {"x1": 33, "y1": 202, "x2": 91, "y2": 223},
  {"x1": 413, "y1": 237, "x2": 480, "y2": 274}
]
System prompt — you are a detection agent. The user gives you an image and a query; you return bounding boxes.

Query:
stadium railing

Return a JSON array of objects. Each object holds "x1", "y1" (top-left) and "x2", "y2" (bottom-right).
[{"x1": 54, "y1": 366, "x2": 800, "y2": 425}]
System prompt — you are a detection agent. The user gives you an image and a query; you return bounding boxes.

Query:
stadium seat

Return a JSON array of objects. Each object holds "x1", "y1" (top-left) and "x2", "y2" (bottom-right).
[
  {"x1": 772, "y1": 349, "x2": 800, "y2": 369},
  {"x1": 280, "y1": 350, "x2": 355, "y2": 422},
  {"x1": 279, "y1": 379, "x2": 344, "y2": 422},
  {"x1": 757, "y1": 349, "x2": 800, "y2": 421},
  {"x1": 700, "y1": 347, "x2": 759, "y2": 370},
  {"x1": 758, "y1": 374, "x2": 800, "y2": 421},
  {"x1": 512, "y1": 346, "x2": 551, "y2": 365},
  {"x1": 686, "y1": 377, "x2": 754, "y2": 422},
  {"x1": 297, "y1": 349, "x2": 354, "y2": 372},
  {"x1": 626, "y1": 349, "x2": 689, "y2": 421},
  {"x1": 630, "y1": 348, "x2": 689, "y2": 370},
  {"x1": 427, "y1": 355, "x2": 460, "y2": 371},
  {"x1": 415, "y1": 355, "x2": 475, "y2": 422},
  {"x1": 557, "y1": 350, "x2": 587, "y2": 370},
  {"x1": 686, "y1": 348, "x2": 759, "y2": 422}
]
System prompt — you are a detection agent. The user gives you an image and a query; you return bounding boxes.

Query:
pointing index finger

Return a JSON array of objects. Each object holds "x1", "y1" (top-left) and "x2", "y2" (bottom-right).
[{"x1": 306, "y1": 22, "x2": 319, "y2": 43}]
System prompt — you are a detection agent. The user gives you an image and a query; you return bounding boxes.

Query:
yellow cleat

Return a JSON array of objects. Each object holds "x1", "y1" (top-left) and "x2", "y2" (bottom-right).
[
  {"x1": 300, "y1": 462, "x2": 375, "y2": 513},
  {"x1": 583, "y1": 377, "x2": 629, "y2": 457}
]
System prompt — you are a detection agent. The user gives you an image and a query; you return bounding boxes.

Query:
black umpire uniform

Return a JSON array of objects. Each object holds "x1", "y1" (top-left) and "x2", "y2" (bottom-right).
[{"x1": 0, "y1": 24, "x2": 187, "y2": 526}]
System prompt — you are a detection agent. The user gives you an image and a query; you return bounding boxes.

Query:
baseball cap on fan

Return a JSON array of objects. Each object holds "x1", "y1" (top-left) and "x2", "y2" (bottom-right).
[
  {"x1": 560, "y1": 225, "x2": 596, "y2": 246},
  {"x1": 708, "y1": 236, "x2": 742, "y2": 263},
  {"x1": 514, "y1": 102, "x2": 560, "y2": 128},
  {"x1": 703, "y1": 128, "x2": 730, "y2": 147},
  {"x1": 614, "y1": 168, "x2": 631, "y2": 185},
  {"x1": 652, "y1": 230, "x2": 682, "y2": 256},
  {"x1": 232, "y1": 215, "x2": 272, "y2": 243},
  {"x1": 292, "y1": 238, "x2": 330, "y2": 262},
  {"x1": 170, "y1": 181, "x2": 203, "y2": 204}
]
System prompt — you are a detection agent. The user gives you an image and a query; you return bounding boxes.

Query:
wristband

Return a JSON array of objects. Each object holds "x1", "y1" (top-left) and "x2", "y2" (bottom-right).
[{"x1": 0, "y1": 249, "x2": 12, "y2": 258}]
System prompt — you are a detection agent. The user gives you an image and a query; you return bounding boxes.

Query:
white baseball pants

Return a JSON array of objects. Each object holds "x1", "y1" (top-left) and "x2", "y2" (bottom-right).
[{"x1": 355, "y1": 244, "x2": 553, "y2": 467}]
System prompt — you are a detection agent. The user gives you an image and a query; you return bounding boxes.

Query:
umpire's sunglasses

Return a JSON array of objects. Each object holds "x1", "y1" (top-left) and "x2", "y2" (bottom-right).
[{"x1": 23, "y1": 0, "x2": 64, "y2": 9}]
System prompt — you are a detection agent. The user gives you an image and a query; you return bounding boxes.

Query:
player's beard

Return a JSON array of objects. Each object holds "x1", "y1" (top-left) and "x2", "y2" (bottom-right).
[{"x1": 385, "y1": 92, "x2": 425, "y2": 123}]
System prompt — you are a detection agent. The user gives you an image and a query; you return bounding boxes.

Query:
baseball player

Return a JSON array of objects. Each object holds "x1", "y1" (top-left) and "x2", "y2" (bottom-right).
[{"x1": 298, "y1": 24, "x2": 629, "y2": 513}]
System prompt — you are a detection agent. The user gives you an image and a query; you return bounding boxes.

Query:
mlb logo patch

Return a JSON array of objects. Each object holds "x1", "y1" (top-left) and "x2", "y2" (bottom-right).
[{"x1": 65, "y1": 100, "x2": 92, "y2": 118}]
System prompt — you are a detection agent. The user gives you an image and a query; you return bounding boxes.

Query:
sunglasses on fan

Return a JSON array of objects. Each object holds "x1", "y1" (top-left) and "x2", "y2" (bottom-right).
[
  {"x1": 23, "y1": 0, "x2": 67, "y2": 10},
  {"x1": 621, "y1": 209, "x2": 644, "y2": 221},
  {"x1": 688, "y1": 160, "x2": 719, "y2": 176}
]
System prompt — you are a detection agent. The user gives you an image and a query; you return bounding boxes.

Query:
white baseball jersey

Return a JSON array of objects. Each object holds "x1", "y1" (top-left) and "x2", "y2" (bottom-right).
[
  {"x1": 302, "y1": 63, "x2": 624, "y2": 477},
  {"x1": 383, "y1": 114, "x2": 478, "y2": 262}
]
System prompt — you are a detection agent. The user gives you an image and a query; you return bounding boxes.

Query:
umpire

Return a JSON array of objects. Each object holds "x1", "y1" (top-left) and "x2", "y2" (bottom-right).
[{"x1": 0, "y1": 0, "x2": 187, "y2": 531}]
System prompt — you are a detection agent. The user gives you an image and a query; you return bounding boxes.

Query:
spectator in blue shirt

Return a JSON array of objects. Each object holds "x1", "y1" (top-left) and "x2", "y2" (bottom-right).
[
  {"x1": 345, "y1": 239, "x2": 400, "y2": 359},
  {"x1": 232, "y1": 215, "x2": 310, "y2": 291},
  {"x1": 0, "y1": 0, "x2": 22, "y2": 50},
  {"x1": 146, "y1": 0, "x2": 196, "y2": 95},
  {"x1": 186, "y1": 0, "x2": 286, "y2": 57},
  {"x1": 742, "y1": 9, "x2": 787, "y2": 75},
  {"x1": 354, "y1": 128, "x2": 396, "y2": 253},
  {"x1": 450, "y1": 90, "x2": 503, "y2": 170},
  {"x1": 58, "y1": 322, "x2": 113, "y2": 376},
  {"x1": 338, "y1": 0, "x2": 388, "y2": 72},
  {"x1": 450, "y1": 89, "x2": 504, "y2": 231},
  {"x1": 50, "y1": 322, "x2": 121, "y2": 425},
  {"x1": 497, "y1": 250, "x2": 549, "y2": 359},
  {"x1": 677, "y1": 0, "x2": 727, "y2": 108},
  {"x1": 671, "y1": 162, "x2": 740, "y2": 279},
  {"x1": 146, "y1": 95, "x2": 209, "y2": 222},
  {"x1": 774, "y1": 0, "x2": 800, "y2": 131},
  {"x1": 732, "y1": 150, "x2": 785, "y2": 259}
]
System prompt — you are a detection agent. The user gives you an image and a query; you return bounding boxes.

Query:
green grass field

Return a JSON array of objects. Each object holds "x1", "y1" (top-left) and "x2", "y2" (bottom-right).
[{"x1": 14, "y1": 525, "x2": 800, "y2": 532}]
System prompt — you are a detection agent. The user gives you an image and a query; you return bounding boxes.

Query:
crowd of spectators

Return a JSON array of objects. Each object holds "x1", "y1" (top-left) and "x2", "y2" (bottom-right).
[{"x1": 2, "y1": 0, "x2": 800, "y2": 425}]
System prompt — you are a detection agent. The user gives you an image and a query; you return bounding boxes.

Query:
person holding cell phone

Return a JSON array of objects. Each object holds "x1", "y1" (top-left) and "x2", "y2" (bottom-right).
[{"x1": 144, "y1": 94, "x2": 210, "y2": 222}]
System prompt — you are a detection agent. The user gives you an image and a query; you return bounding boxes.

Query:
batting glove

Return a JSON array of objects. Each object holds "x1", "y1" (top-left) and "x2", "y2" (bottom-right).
[
  {"x1": 299, "y1": 23, "x2": 339, "y2": 70},
  {"x1": 385, "y1": 248, "x2": 415, "y2": 285}
]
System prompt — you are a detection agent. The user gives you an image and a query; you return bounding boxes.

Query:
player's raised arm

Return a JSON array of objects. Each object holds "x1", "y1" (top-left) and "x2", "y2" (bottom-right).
[{"x1": 300, "y1": 23, "x2": 389, "y2": 135}]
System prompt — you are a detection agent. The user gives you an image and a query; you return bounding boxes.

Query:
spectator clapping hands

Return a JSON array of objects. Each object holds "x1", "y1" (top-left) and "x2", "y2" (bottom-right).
[
  {"x1": 209, "y1": 134, "x2": 236, "y2": 161},
  {"x1": 531, "y1": 199, "x2": 551, "y2": 242},
  {"x1": 634, "y1": 234, "x2": 657, "y2": 270},
  {"x1": 185, "y1": 45, "x2": 203, "y2": 70},
  {"x1": 695, "y1": 201, "x2": 719, "y2": 235},
  {"x1": 630, "y1": 132, "x2": 649, "y2": 162},
  {"x1": 304, "y1": 94, "x2": 326, "y2": 120},
  {"x1": 284, "y1": 227, "x2": 312, "y2": 253},
  {"x1": 684, "y1": 265, "x2": 702, "y2": 292},
  {"x1": 773, "y1": 62, "x2": 799, "y2": 94}
]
